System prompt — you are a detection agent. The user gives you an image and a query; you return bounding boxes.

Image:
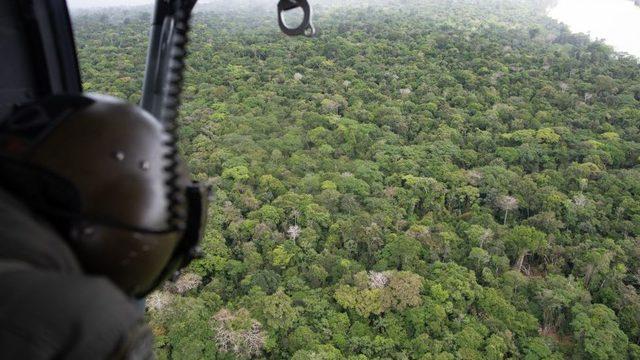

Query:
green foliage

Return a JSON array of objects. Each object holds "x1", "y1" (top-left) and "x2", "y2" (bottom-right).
[
  {"x1": 222, "y1": 165, "x2": 250, "y2": 182},
  {"x1": 75, "y1": 0, "x2": 640, "y2": 357},
  {"x1": 503, "y1": 225, "x2": 548, "y2": 270},
  {"x1": 571, "y1": 304, "x2": 629, "y2": 359}
]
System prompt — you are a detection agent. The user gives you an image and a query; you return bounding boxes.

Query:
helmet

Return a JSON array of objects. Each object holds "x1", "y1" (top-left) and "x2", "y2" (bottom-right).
[{"x1": 0, "y1": 94, "x2": 208, "y2": 297}]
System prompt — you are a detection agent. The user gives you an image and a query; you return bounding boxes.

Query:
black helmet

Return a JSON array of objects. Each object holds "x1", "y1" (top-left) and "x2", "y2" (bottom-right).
[{"x1": 0, "y1": 94, "x2": 208, "y2": 297}]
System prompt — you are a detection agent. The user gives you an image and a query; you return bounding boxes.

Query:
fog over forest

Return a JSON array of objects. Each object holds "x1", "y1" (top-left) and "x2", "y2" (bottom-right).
[
  {"x1": 68, "y1": 0, "x2": 640, "y2": 60},
  {"x1": 548, "y1": 0, "x2": 640, "y2": 58}
]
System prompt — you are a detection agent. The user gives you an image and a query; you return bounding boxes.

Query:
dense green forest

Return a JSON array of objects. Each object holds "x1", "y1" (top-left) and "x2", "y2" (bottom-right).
[{"x1": 73, "y1": 0, "x2": 640, "y2": 358}]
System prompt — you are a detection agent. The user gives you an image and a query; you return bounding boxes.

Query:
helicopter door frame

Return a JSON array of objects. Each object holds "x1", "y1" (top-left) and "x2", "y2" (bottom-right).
[
  {"x1": 0, "y1": 0, "x2": 82, "y2": 120},
  {"x1": 21, "y1": 0, "x2": 82, "y2": 95}
]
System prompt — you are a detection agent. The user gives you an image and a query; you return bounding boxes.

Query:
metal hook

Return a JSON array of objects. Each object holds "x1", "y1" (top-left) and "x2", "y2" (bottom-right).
[{"x1": 277, "y1": 0, "x2": 316, "y2": 37}]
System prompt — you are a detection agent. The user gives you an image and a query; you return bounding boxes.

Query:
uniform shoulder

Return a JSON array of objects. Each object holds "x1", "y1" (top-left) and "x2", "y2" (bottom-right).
[{"x1": 0, "y1": 269, "x2": 151, "y2": 360}]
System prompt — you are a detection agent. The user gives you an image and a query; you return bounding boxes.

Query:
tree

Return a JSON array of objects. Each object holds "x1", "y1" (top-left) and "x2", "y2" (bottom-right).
[
  {"x1": 379, "y1": 235, "x2": 423, "y2": 271},
  {"x1": 534, "y1": 274, "x2": 591, "y2": 335},
  {"x1": 334, "y1": 271, "x2": 423, "y2": 317},
  {"x1": 504, "y1": 226, "x2": 547, "y2": 272},
  {"x1": 380, "y1": 271, "x2": 424, "y2": 311},
  {"x1": 222, "y1": 165, "x2": 250, "y2": 182},
  {"x1": 571, "y1": 304, "x2": 629, "y2": 359},
  {"x1": 468, "y1": 247, "x2": 490, "y2": 272},
  {"x1": 291, "y1": 345, "x2": 344, "y2": 360},
  {"x1": 212, "y1": 308, "x2": 266, "y2": 359},
  {"x1": 257, "y1": 289, "x2": 300, "y2": 331},
  {"x1": 287, "y1": 326, "x2": 321, "y2": 353}
]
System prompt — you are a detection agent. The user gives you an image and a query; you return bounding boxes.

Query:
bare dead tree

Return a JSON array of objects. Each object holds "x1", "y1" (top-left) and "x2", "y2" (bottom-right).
[
  {"x1": 212, "y1": 308, "x2": 266, "y2": 359},
  {"x1": 368, "y1": 271, "x2": 390, "y2": 289},
  {"x1": 496, "y1": 195, "x2": 518, "y2": 225}
]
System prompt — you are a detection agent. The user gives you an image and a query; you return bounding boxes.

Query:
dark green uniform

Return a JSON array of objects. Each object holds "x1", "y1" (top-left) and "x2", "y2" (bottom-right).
[{"x1": 0, "y1": 187, "x2": 154, "y2": 359}]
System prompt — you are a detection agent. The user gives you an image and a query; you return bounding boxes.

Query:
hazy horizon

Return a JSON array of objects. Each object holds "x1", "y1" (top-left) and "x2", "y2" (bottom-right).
[
  {"x1": 548, "y1": 0, "x2": 640, "y2": 58},
  {"x1": 67, "y1": 0, "x2": 640, "y2": 60}
]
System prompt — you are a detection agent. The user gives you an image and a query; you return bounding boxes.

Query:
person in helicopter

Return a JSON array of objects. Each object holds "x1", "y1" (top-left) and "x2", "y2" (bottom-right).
[
  {"x1": 0, "y1": 94, "x2": 202, "y2": 359},
  {"x1": 0, "y1": 0, "x2": 209, "y2": 358}
]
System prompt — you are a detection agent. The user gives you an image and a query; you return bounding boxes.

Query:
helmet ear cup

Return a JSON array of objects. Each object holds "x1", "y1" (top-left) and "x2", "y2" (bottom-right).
[
  {"x1": 0, "y1": 94, "x2": 208, "y2": 297},
  {"x1": 0, "y1": 157, "x2": 83, "y2": 220}
]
